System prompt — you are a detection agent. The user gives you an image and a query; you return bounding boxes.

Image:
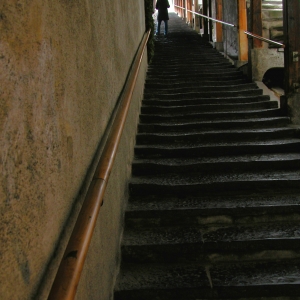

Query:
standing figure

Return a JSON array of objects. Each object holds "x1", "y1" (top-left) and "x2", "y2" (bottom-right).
[{"x1": 155, "y1": 0, "x2": 170, "y2": 36}]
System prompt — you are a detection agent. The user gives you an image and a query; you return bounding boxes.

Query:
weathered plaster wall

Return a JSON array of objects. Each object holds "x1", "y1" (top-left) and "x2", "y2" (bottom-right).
[
  {"x1": 251, "y1": 48, "x2": 284, "y2": 81},
  {"x1": 222, "y1": 0, "x2": 238, "y2": 59},
  {"x1": 0, "y1": 1, "x2": 146, "y2": 299},
  {"x1": 75, "y1": 57, "x2": 147, "y2": 300}
]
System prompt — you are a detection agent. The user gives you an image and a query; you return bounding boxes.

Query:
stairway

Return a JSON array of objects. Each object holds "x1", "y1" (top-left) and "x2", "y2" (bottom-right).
[{"x1": 114, "y1": 14, "x2": 300, "y2": 300}]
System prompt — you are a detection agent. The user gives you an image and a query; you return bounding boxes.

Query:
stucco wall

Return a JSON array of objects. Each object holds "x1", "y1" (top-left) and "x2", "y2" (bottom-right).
[
  {"x1": 222, "y1": 0, "x2": 238, "y2": 59},
  {"x1": 251, "y1": 48, "x2": 284, "y2": 81},
  {"x1": 0, "y1": 1, "x2": 146, "y2": 299}
]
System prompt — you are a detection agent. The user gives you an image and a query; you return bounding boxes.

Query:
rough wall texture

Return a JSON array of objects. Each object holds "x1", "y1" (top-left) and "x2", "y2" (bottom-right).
[
  {"x1": 0, "y1": 1, "x2": 146, "y2": 299},
  {"x1": 288, "y1": 93, "x2": 300, "y2": 125},
  {"x1": 251, "y1": 48, "x2": 284, "y2": 81},
  {"x1": 222, "y1": 0, "x2": 238, "y2": 59}
]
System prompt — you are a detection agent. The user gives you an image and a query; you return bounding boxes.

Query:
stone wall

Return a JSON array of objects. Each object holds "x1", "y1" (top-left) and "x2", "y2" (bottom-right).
[{"x1": 0, "y1": 1, "x2": 147, "y2": 299}]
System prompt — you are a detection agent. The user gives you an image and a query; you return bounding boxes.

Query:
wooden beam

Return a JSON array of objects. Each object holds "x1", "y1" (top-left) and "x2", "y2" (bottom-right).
[
  {"x1": 193, "y1": 0, "x2": 200, "y2": 32},
  {"x1": 203, "y1": 0, "x2": 209, "y2": 39},
  {"x1": 188, "y1": 0, "x2": 193, "y2": 25},
  {"x1": 215, "y1": 0, "x2": 223, "y2": 43},
  {"x1": 283, "y1": 0, "x2": 300, "y2": 95},
  {"x1": 238, "y1": 0, "x2": 248, "y2": 61},
  {"x1": 251, "y1": 0, "x2": 262, "y2": 48}
]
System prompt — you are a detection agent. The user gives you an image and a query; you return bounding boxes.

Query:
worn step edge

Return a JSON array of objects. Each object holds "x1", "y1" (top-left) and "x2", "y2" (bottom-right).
[
  {"x1": 139, "y1": 109, "x2": 283, "y2": 122},
  {"x1": 146, "y1": 74, "x2": 247, "y2": 83},
  {"x1": 141, "y1": 95, "x2": 271, "y2": 106},
  {"x1": 132, "y1": 153, "x2": 300, "y2": 175},
  {"x1": 140, "y1": 102, "x2": 278, "y2": 115},
  {"x1": 122, "y1": 225, "x2": 300, "y2": 263},
  {"x1": 136, "y1": 128, "x2": 297, "y2": 144},
  {"x1": 144, "y1": 83, "x2": 258, "y2": 93},
  {"x1": 134, "y1": 139, "x2": 300, "y2": 158},
  {"x1": 144, "y1": 89, "x2": 263, "y2": 100},
  {"x1": 126, "y1": 191, "x2": 300, "y2": 213},
  {"x1": 122, "y1": 223, "x2": 300, "y2": 247},
  {"x1": 145, "y1": 79, "x2": 248, "y2": 88},
  {"x1": 115, "y1": 261, "x2": 300, "y2": 299},
  {"x1": 138, "y1": 117, "x2": 289, "y2": 133},
  {"x1": 129, "y1": 177, "x2": 300, "y2": 196}
]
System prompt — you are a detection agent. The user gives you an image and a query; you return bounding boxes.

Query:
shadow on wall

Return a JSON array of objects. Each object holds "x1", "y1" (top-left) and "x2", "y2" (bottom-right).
[{"x1": 262, "y1": 67, "x2": 284, "y2": 89}]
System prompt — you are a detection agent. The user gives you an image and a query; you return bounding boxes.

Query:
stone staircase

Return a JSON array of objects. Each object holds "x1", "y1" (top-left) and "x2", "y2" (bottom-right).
[{"x1": 114, "y1": 14, "x2": 300, "y2": 300}]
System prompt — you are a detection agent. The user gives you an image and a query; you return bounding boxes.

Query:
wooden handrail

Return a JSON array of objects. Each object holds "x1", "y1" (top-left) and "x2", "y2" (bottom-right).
[
  {"x1": 244, "y1": 30, "x2": 285, "y2": 48},
  {"x1": 48, "y1": 29, "x2": 151, "y2": 300}
]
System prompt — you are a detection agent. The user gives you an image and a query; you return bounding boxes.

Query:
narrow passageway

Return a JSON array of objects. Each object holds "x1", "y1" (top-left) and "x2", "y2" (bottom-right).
[{"x1": 115, "y1": 13, "x2": 300, "y2": 300}]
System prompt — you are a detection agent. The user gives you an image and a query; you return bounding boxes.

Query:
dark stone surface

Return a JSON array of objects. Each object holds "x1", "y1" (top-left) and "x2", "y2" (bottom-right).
[{"x1": 115, "y1": 12, "x2": 300, "y2": 300}]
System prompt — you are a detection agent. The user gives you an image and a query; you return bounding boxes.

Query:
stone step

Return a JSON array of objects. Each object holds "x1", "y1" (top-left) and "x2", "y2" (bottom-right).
[
  {"x1": 126, "y1": 191, "x2": 300, "y2": 227},
  {"x1": 134, "y1": 138, "x2": 300, "y2": 158},
  {"x1": 136, "y1": 127, "x2": 297, "y2": 145},
  {"x1": 146, "y1": 73, "x2": 247, "y2": 83},
  {"x1": 141, "y1": 100, "x2": 277, "y2": 113},
  {"x1": 138, "y1": 116, "x2": 289, "y2": 133},
  {"x1": 122, "y1": 223, "x2": 300, "y2": 263},
  {"x1": 148, "y1": 64, "x2": 234, "y2": 72},
  {"x1": 139, "y1": 108, "x2": 283, "y2": 123},
  {"x1": 151, "y1": 53, "x2": 221, "y2": 61},
  {"x1": 115, "y1": 261, "x2": 300, "y2": 300},
  {"x1": 141, "y1": 95, "x2": 272, "y2": 107},
  {"x1": 144, "y1": 89, "x2": 264, "y2": 100},
  {"x1": 146, "y1": 68, "x2": 244, "y2": 77},
  {"x1": 132, "y1": 153, "x2": 300, "y2": 175},
  {"x1": 144, "y1": 83, "x2": 258, "y2": 94},
  {"x1": 145, "y1": 78, "x2": 248, "y2": 88},
  {"x1": 149, "y1": 65, "x2": 235, "y2": 72},
  {"x1": 129, "y1": 170, "x2": 300, "y2": 196},
  {"x1": 151, "y1": 59, "x2": 228, "y2": 66},
  {"x1": 151, "y1": 57, "x2": 225, "y2": 64},
  {"x1": 148, "y1": 61, "x2": 233, "y2": 69}
]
